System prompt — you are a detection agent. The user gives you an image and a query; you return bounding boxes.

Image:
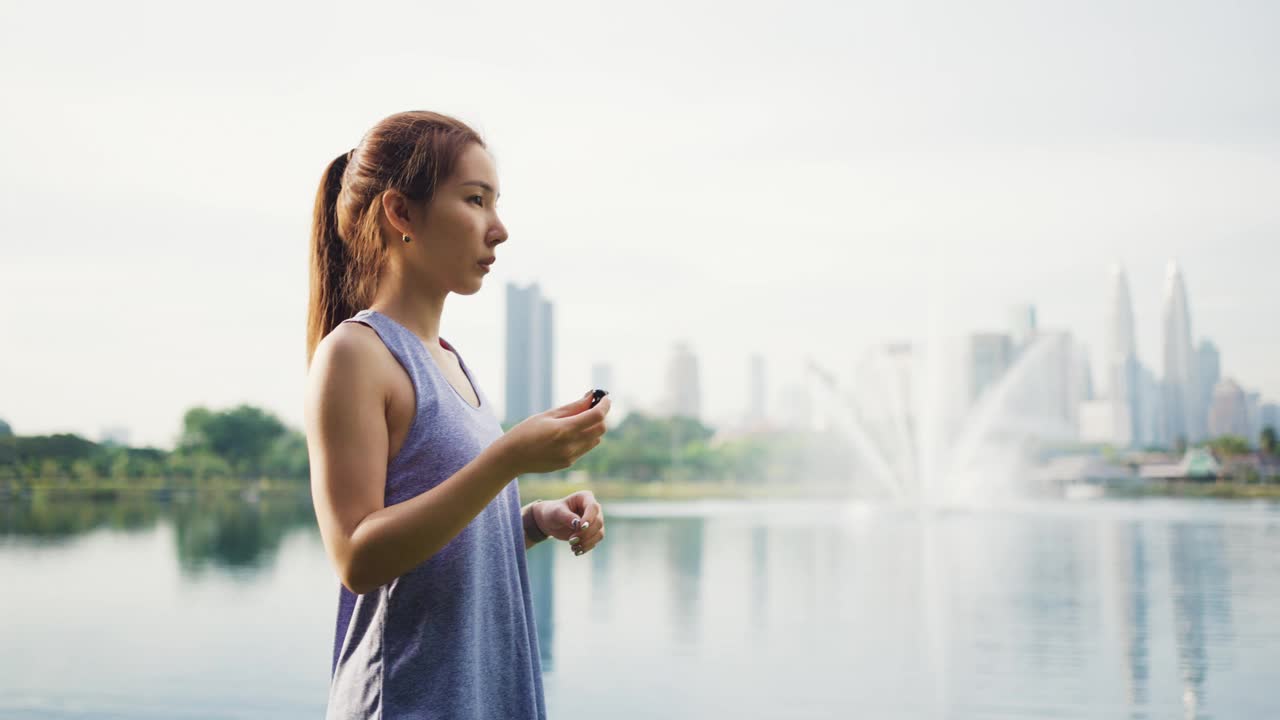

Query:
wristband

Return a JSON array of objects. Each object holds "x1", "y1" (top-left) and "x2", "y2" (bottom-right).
[{"x1": 523, "y1": 500, "x2": 549, "y2": 543}]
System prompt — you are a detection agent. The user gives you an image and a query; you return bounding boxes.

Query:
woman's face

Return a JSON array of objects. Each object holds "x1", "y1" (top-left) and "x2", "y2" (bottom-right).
[{"x1": 402, "y1": 143, "x2": 508, "y2": 296}]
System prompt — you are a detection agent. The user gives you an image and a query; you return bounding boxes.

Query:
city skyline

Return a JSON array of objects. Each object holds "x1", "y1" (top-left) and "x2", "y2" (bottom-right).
[
  {"x1": 3, "y1": 0, "x2": 1277, "y2": 447},
  {"x1": 1, "y1": 255, "x2": 1275, "y2": 450}
]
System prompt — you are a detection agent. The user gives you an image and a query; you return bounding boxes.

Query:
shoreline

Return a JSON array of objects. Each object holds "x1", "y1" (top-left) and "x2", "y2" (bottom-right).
[
  {"x1": 5, "y1": 478, "x2": 1279, "y2": 502},
  {"x1": 2, "y1": 477, "x2": 852, "y2": 503},
  {"x1": 1104, "y1": 479, "x2": 1280, "y2": 500}
]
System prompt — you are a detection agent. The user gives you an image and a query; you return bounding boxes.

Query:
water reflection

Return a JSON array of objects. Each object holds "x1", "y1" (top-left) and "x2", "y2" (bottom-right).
[
  {"x1": 1124, "y1": 523, "x2": 1151, "y2": 707},
  {"x1": 527, "y1": 538, "x2": 556, "y2": 671},
  {"x1": 0, "y1": 492, "x2": 316, "y2": 575},
  {"x1": 666, "y1": 517, "x2": 703, "y2": 649},
  {"x1": 1, "y1": 497, "x2": 1278, "y2": 719},
  {"x1": 1170, "y1": 523, "x2": 1234, "y2": 719}
]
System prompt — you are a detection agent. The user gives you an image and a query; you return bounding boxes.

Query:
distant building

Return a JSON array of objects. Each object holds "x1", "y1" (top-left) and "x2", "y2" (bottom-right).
[
  {"x1": 1207, "y1": 379, "x2": 1249, "y2": 439},
  {"x1": 967, "y1": 333, "x2": 1013, "y2": 403},
  {"x1": 1136, "y1": 363, "x2": 1163, "y2": 447},
  {"x1": 1040, "y1": 330, "x2": 1088, "y2": 436},
  {"x1": 1196, "y1": 340, "x2": 1220, "y2": 431},
  {"x1": 1140, "y1": 448, "x2": 1221, "y2": 481},
  {"x1": 1075, "y1": 344, "x2": 1095, "y2": 403},
  {"x1": 1137, "y1": 363, "x2": 1164, "y2": 447},
  {"x1": 1262, "y1": 403, "x2": 1280, "y2": 434},
  {"x1": 662, "y1": 342, "x2": 701, "y2": 421},
  {"x1": 1245, "y1": 391, "x2": 1262, "y2": 444},
  {"x1": 1009, "y1": 304, "x2": 1038, "y2": 353},
  {"x1": 505, "y1": 282, "x2": 554, "y2": 425},
  {"x1": 1105, "y1": 265, "x2": 1139, "y2": 447},
  {"x1": 1161, "y1": 262, "x2": 1200, "y2": 445}
]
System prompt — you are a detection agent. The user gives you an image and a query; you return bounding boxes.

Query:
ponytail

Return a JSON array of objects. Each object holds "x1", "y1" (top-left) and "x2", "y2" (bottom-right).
[
  {"x1": 305, "y1": 111, "x2": 486, "y2": 367},
  {"x1": 306, "y1": 151, "x2": 354, "y2": 367}
]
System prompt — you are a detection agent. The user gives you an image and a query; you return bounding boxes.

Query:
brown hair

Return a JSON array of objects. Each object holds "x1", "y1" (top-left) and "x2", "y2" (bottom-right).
[{"x1": 306, "y1": 110, "x2": 486, "y2": 366}]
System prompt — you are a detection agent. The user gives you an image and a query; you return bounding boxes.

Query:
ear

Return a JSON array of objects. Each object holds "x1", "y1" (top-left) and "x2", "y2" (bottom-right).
[{"x1": 379, "y1": 189, "x2": 417, "y2": 238}]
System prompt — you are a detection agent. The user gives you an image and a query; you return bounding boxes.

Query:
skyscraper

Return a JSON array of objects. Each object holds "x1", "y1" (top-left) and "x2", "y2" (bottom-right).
[
  {"x1": 1138, "y1": 364, "x2": 1164, "y2": 447},
  {"x1": 967, "y1": 333, "x2": 1013, "y2": 403},
  {"x1": 1207, "y1": 379, "x2": 1249, "y2": 439},
  {"x1": 505, "y1": 282, "x2": 554, "y2": 426},
  {"x1": 1107, "y1": 265, "x2": 1138, "y2": 361},
  {"x1": 1010, "y1": 304, "x2": 1038, "y2": 353},
  {"x1": 1196, "y1": 340, "x2": 1220, "y2": 431},
  {"x1": 1106, "y1": 265, "x2": 1139, "y2": 446},
  {"x1": 1161, "y1": 262, "x2": 1199, "y2": 446},
  {"x1": 662, "y1": 342, "x2": 701, "y2": 421},
  {"x1": 1245, "y1": 391, "x2": 1262, "y2": 444},
  {"x1": 1261, "y1": 403, "x2": 1280, "y2": 436}
]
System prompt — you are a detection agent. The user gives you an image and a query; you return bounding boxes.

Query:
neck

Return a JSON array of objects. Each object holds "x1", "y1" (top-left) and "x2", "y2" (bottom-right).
[{"x1": 368, "y1": 265, "x2": 448, "y2": 346}]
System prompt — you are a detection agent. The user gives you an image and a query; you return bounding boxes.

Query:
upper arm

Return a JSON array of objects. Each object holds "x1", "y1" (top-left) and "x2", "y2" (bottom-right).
[{"x1": 304, "y1": 323, "x2": 390, "y2": 589}]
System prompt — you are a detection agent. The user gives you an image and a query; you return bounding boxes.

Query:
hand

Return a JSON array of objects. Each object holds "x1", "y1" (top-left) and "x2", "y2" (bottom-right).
[
  {"x1": 495, "y1": 390, "x2": 612, "y2": 476},
  {"x1": 533, "y1": 490, "x2": 606, "y2": 557}
]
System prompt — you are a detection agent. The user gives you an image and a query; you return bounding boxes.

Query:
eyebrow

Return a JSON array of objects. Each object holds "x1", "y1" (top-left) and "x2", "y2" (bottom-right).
[{"x1": 461, "y1": 180, "x2": 500, "y2": 198}]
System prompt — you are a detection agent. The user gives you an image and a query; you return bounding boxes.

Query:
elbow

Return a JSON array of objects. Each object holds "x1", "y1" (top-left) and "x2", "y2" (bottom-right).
[
  {"x1": 341, "y1": 565, "x2": 375, "y2": 596},
  {"x1": 337, "y1": 545, "x2": 375, "y2": 595}
]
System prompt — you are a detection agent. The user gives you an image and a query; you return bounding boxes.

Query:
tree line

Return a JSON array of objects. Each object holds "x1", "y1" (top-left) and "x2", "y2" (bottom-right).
[
  {"x1": 0, "y1": 407, "x2": 845, "y2": 489},
  {"x1": 0, "y1": 406, "x2": 306, "y2": 487}
]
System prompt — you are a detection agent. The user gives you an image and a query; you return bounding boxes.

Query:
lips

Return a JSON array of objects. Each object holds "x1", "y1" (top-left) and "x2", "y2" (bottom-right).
[{"x1": 478, "y1": 257, "x2": 496, "y2": 267}]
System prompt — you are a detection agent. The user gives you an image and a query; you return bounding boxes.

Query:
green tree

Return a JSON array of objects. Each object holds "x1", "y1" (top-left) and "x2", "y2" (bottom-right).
[
  {"x1": 0, "y1": 418, "x2": 12, "y2": 437},
  {"x1": 1206, "y1": 435, "x2": 1251, "y2": 457},
  {"x1": 39, "y1": 458, "x2": 62, "y2": 481},
  {"x1": 1262, "y1": 426, "x2": 1277, "y2": 456},
  {"x1": 179, "y1": 405, "x2": 287, "y2": 479},
  {"x1": 263, "y1": 430, "x2": 310, "y2": 481},
  {"x1": 71, "y1": 459, "x2": 99, "y2": 483}
]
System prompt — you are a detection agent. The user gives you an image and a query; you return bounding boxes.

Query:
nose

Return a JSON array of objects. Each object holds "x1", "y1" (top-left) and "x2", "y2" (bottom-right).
[{"x1": 488, "y1": 217, "x2": 508, "y2": 247}]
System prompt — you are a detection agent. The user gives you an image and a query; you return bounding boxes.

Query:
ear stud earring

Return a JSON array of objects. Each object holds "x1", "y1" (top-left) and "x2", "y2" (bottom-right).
[{"x1": 402, "y1": 234, "x2": 412, "y2": 243}]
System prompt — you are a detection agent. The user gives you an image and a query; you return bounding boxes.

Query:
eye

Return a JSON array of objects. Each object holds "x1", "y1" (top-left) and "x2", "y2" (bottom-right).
[{"x1": 469, "y1": 195, "x2": 484, "y2": 207}]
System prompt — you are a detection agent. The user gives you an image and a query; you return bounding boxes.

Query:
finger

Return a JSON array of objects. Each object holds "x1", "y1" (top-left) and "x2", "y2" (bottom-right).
[
  {"x1": 569, "y1": 422, "x2": 606, "y2": 446},
  {"x1": 566, "y1": 492, "x2": 598, "y2": 536},
  {"x1": 575, "y1": 527, "x2": 605, "y2": 554},
  {"x1": 577, "y1": 494, "x2": 603, "y2": 532},
  {"x1": 546, "y1": 390, "x2": 596, "y2": 419},
  {"x1": 559, "y1": 399, "x2": 608, "y2": 431},
  {"x1": 567, "y1": 436, "x2": 600, "y2": 465},
  {"x1": 583, "y1": 419, "x2": 607, "y2": 438},
  {"x1": 543, "y1": 501, "x2": 581, "y2": 535}
]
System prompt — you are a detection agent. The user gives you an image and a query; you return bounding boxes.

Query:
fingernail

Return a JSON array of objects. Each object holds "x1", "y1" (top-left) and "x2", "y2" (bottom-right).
[
  {"x1": 569, "y1": 537, "x2": 581, "y2": 545},
  {"x1": 581, "y1": 522, "x2": 590, "y2": 531},
  {"x1": 571, "y1": 518, "x2": 581, "y2": 530}
]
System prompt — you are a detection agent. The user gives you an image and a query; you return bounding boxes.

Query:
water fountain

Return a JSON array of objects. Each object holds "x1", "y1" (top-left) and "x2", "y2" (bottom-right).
[{"x1": 805, "y1": 331, "x2": 1084, "y2": 504}]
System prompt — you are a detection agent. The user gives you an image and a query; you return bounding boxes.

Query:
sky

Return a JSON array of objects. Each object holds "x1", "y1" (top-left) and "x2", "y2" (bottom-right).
[{"x1": 2, "y1": 0, "x2": 1277, "y2": 448}]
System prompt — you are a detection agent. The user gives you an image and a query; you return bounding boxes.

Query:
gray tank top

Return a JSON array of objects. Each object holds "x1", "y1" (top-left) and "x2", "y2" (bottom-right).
[{"x1": 326, "y1": 309, "x2": 546, "y2": 720}]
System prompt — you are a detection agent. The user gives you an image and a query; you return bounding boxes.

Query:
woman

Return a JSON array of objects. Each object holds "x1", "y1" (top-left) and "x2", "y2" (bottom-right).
[{"x1": 304, "y1": 110, "x2": 611, "y2": 719}]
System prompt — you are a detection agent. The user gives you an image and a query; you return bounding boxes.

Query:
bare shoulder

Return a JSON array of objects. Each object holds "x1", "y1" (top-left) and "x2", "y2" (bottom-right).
[
  {"x1": 312, "y1": 321, "x2": 392, "y2": 372},
  {"x1": 306, "y1": 322, "x2": 392, "y2": 413}
]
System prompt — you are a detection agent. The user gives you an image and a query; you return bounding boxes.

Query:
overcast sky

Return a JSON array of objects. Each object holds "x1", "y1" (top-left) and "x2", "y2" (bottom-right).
[{"x1": 2, "y1": 0, "x2": 1277, "y2": 447}]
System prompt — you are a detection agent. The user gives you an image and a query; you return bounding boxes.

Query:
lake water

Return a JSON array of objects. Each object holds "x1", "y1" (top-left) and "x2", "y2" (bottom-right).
[{"x1": 2, "y1": 493, "x2": 1279, "y2": 719}]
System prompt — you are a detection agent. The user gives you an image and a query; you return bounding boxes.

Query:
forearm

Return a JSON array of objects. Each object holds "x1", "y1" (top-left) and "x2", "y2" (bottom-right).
[{"x1": 345, "y1": 442, "x2": 519, "y2": 594}]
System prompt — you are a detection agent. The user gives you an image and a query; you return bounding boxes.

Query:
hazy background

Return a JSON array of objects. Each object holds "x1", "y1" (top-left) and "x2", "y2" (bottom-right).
[{"x1": 2, "y1": 0, "x2": 1277, "y2": 447}]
